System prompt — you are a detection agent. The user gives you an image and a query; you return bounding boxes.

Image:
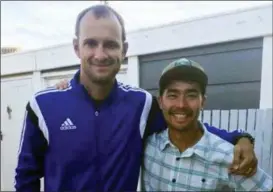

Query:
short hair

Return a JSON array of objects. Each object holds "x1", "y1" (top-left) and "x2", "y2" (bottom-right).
[{"x1": 75, "y1": 4, "x2": 126, "y2": 42}]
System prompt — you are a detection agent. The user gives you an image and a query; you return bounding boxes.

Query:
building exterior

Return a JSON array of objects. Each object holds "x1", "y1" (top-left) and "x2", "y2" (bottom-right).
[
  {"x1": 1, "y1": 4, "x2": 272, "y2": 191},
  {"x1": 1, "y1": 47, "x2": 21, "y2": 54}
]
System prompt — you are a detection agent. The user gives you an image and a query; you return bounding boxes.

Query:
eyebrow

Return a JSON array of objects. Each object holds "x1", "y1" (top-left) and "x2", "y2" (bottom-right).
[
  {"x1": 166, "y1": 88, "x2": 199, "y2": 94},
  {"x1": 83, "y1": 38, "x2": 120, "y2": 46},
  {"x1": 166, "y1": 89, "x2": 180, "y2": 93},
  {"x1": 185, "y1": 88, "x2": 199, "y2": 93},
  {"x1": 83, "y1": 38, "x2": 96, "y2": 44}
]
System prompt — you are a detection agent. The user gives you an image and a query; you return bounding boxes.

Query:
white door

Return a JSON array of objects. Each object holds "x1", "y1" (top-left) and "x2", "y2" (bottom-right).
[{"x1": 1, "y1": 78, "x2": 33, "y2": 191}]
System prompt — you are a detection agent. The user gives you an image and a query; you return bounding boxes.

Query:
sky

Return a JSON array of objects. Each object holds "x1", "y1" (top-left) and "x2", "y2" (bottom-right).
[{"x1": 1, "y1": 1, "x2": 272, "y2": 51}]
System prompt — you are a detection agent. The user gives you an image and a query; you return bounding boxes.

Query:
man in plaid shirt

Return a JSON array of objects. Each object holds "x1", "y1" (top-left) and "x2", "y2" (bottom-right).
[{"x1": 142, "y1": 58, "x2": 272, "y2": 191}]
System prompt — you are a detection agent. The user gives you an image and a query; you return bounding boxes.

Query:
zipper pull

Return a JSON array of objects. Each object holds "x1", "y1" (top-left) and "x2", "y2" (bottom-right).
[{"x1": 95, "y1": 111, "x2": 99, "y2": 116}]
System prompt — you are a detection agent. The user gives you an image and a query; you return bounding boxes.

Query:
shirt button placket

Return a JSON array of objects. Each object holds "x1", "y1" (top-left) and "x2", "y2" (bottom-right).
[{"x1": 171, "y1": 154, "x2": 181, "y2": 191}]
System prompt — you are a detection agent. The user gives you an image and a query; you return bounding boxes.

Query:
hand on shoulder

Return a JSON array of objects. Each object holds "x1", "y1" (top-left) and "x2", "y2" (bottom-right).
[{"x1": 55, "y1": 79, "x2": 70, "y2": 90}]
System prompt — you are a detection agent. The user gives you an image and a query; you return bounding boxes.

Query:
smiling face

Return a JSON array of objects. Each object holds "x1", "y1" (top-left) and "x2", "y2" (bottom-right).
[
  {"x1": 158, "y1": 80, "x2": 206, "y2": 132},
  {"x1": 73, "y1": 10, "x2": 128, "y2": 85}
]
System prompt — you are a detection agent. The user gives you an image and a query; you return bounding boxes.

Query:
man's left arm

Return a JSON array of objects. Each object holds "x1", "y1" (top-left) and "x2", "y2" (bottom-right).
[{"x1": 203, "y1": 122, "x2": 254, "y2": 145}]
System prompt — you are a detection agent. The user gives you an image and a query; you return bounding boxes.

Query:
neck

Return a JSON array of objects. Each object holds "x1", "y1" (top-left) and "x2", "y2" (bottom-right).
[
  {"x1": 80, "y1": 72, "x2": 114, "y2": 101},
  {"x1": 168, "y1": 121, "x2": 203, "y2": 152}
]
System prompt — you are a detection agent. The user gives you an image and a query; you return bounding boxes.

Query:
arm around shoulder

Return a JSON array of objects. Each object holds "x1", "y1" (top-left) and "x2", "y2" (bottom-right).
[{"x1": 204, "y1": 123, "x2": 254, "y2": 145}]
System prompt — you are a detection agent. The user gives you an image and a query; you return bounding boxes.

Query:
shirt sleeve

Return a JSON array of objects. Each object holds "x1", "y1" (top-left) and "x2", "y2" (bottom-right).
[
  {"x1": 145, "y1": 96, "x2": 251, "y2": 145},
  {"x1": 15, "y1": 101, "x2": 48, "y2": 192},
  {"x1": 229, "y1": 167, "x2": 272, "y2": 191}
]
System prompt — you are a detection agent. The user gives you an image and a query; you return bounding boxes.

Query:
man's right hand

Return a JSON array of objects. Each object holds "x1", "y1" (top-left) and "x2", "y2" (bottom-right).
[{"x1": 55, "y1": 79, "x2": 69, "y2": 90}]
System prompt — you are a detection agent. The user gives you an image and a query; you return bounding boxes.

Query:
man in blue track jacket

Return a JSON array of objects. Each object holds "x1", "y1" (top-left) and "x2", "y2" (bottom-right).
[{"x1": 15, "y1": 4, "x2": 258, "y2": 192}]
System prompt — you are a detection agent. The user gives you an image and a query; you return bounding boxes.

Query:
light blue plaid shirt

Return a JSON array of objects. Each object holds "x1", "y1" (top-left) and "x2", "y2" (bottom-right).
[{"x1": 142, "y1": 123, "x2": 272, "y2": 191}]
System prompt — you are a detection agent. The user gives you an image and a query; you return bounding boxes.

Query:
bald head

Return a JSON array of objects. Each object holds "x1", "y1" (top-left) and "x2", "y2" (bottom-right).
[{"x1": 75, "y1": 5, "x2": 126, "y2": 42}]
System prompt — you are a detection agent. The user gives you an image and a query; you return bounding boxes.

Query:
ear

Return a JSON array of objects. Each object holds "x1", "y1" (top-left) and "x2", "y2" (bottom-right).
[
  {"x1": 73, "y1": 38, "x2": 80, "y2": 58},
  {"x1": 157, "y1": 96, "x2": 163, "y2": 110},
  {"x1": 122, "y1": 42, "x2": 128, "y2": 59},
  {"x1": 201, "y1": 94, "x2": 207, "y2": 109}
]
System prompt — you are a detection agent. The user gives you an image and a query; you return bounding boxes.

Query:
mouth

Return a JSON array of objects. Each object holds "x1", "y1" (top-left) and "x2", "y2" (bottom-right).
[
  {"x1": 170, "y1": 111, "x2": 192, "y2": 124},
  {"x1": 92, "y1": 63, "x2": 112, "y2": 67},
  {"x1": 91, "y1": 63, "x2": 114, "y2": 72},
  {"x1": 173, "y1": 113, "x2": 187, "y2": 121}
]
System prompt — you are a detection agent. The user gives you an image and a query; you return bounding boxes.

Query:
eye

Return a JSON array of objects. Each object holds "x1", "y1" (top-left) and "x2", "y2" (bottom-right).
[
  {"x1": 167, "y1": 94, "x2": 177, "y2": 99},
  {"x1": 186, "y1": 93, "x2": 198, "y2": 99},
  {"x1": 84, "y1": 39, "x2": 97, "y2": 48},
  {"x1": 104, "y1": 41, "x2": 119, "y2": 49}
]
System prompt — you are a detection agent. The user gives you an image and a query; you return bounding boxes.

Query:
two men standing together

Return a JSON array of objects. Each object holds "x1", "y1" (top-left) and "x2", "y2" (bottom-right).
[{"x1": 15, "y1": 4, "x2": 272, "y2": 192}]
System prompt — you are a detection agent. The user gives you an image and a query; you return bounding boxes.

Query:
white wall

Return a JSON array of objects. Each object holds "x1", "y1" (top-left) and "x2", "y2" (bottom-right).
[
  {"x1": 1, "y1": 52, "x2": 36, "y2": 75},
  {"x1": 127, "y1": 56, "x2": 139, "y2": 87},
  {"x1": 127, "y1": 5, "x2": 272, "y2": 56},
  {"x1": 35, "y1": 44, "x2": 79, "y2": 71},
  {"x1": 259, "y1": 35, "x2": 272, "y2": 109},
  {"x1": 1, "y1": 5, "x2": 272, "y2": 76}
]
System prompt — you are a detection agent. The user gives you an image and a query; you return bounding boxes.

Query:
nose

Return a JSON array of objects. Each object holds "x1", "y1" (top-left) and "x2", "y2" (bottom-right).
[
  {"x1": 177, "y1": 95, "x2": 188, "y2": 108},
  {"x1": 93, "y1": 44, "x2": 107, "y2": 61}
]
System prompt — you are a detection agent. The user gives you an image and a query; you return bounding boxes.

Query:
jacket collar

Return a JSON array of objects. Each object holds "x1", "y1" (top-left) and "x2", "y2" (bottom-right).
[{"x1": 71, "y1": 69, "x2": 119, "y2": 106}]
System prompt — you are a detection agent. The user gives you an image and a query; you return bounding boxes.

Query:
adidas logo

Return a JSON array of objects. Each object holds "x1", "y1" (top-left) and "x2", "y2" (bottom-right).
[{"x1": 60, "y1": 118, "x2": 77, "y2": 131}]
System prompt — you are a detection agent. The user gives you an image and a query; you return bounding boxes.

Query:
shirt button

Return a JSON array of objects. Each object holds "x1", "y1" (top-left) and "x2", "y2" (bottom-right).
[
  {"x1": 172, "y1": 178, "x2": 176, "y2": 183},
  {"x1": 176, "y1": 157, "x2": 180, "y2": 161}
]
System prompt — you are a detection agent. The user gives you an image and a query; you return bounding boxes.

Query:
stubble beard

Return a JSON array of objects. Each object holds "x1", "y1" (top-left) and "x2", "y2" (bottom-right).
[
  {"x1": 90, "y1": 72, "x2": 117, "y2": 85},
  {"x1": 81, "y1": 56, "x2": 123, "y2": 85},
  {"x1": 85, "y1": 64, "x2": 120, "y2": 86}
]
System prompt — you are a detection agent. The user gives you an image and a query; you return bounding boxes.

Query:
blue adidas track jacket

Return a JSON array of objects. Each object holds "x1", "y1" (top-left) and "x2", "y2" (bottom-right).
[{"x1": 15, "y1": 70, "x2": 244, "y2": 192}]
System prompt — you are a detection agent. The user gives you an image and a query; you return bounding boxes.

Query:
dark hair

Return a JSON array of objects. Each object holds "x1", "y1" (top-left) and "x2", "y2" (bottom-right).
[
  {"x1": 159, "y1": 68, "x2": 207, "y2": 96},
  {"x1": 75, "y1": 4, "x2": 126, "y2": 42}
]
